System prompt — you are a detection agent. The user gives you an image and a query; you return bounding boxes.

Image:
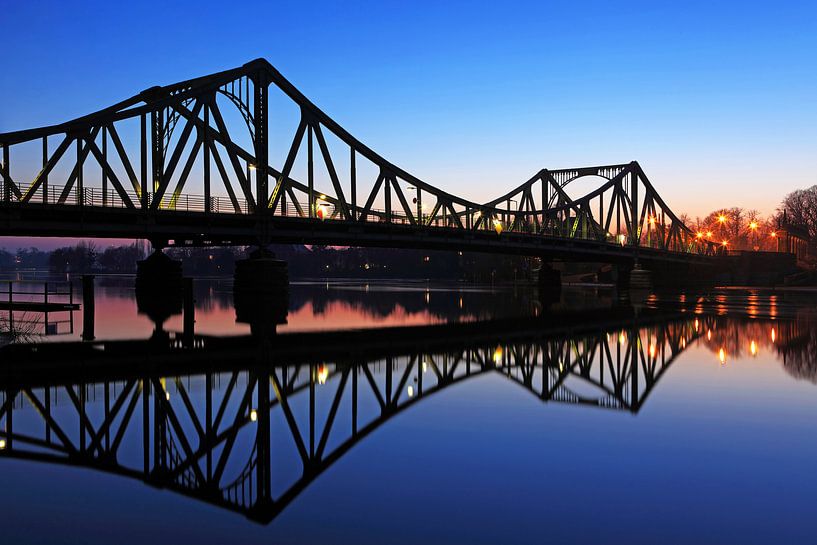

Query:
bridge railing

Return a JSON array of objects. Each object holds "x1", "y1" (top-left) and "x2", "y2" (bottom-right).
[{"x1": 2, "y1": 182, "x2": 719, "y2": 255}]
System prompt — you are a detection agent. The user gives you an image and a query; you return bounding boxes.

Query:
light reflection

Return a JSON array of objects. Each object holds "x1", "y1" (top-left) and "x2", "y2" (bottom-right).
[
  {"x1": 771, "y1": 327, "x2": 776, "y2": 343},
  {"x1": 719, "y1": 347, "x2": 726, "y2": 365},
  {"x1": 750, "y1": 340, "x2": 758, "y2": 356}
]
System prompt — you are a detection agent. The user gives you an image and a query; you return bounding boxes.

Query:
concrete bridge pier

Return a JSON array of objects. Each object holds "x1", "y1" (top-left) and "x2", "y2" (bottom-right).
[
  {"x1": 135, "y1": 245, "x2": 184, "y2": 343},
  {"x1": 629, "y1": 264, "x2": 653, "y2": 291},
  {"x1": 234, "y1": 247, "x2": 289, "y2": 337}
]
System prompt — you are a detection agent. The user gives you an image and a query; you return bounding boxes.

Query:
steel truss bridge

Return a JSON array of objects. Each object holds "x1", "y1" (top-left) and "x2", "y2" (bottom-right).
[
  {"x1": 0, "y1": 311, "x2": 714, "y2": 523},
  {"x1": 0, "y1": 59, "x2": 717, "y2": 263}
]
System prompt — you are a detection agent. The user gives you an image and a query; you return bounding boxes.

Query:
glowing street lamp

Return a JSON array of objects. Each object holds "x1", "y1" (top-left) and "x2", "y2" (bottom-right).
[
  {"x1": 493, "y1": 218, "x2": 503, "y2": 235},
  {"x1": 317, "y1": 364, "x2": 329, "y2": 384},
  {"x1": 706, "y1": 231, "x2": 713, "y2": 238},
  {"x1": 749, "y1": 221, "x2": 758, "y2": 231},
  {"x1": 717, "y1": 214, "x2": 727, "y2": 224},
  {"x1": 696, "y1": 232, "x2": 704, "y2": 239},
  {"x1": 315, "y1": 195, "x2": 329, "y2": 220}
]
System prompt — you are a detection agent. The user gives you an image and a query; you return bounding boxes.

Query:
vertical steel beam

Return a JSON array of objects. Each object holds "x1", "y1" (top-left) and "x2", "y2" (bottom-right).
[
  {"x1": 350, "y1": 148, "x2": 356, "y2": 220},
  {"x1": 151, "y1": 109, "x2": 164, "y2": 195},
  {"x1": 307, "y1": 124, "x2": 314, "y2": 218},
  {"x1": 1, "y1": 144, "x2": 7, "y2": 202},
  {"x1": 76, "y1": 139, "x2": 83, "y2": 206},
  {"x1": 630, "y1": 168, "x2": 638, "y2": 245},
  {"x1": 203, "y1": 105, "x2": 211, "y2": 213},
  {"x1": 140, "y1": 114, "x2": 148, "y2": 210},
  {"x1": 102, "y1": 127, "x2": 108, "y2": 206},
  {"x1": 253, "y1": 73, "x2": 269, "y2": 213},
  {"x1": 42, "y1": 136, "x2": 48, "y2": 204}
]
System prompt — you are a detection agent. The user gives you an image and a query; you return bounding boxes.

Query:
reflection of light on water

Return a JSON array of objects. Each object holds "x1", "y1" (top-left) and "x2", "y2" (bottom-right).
[
  {"x1": 771, "y1": 327, "x2": 776, "y2": 343},
  {"x1": 694, "y1": 319, "x2": 699, "y2": 332},
  {"x1": 750, "y1": 340, "x2": 758, "y2": 356},
  {"x1": 719, "y1": 348, "x2": 726, "y2": 365},
  {"x1": 618, "y1": 332, "x2": 626, "y2": 344},
  {"x1": 317, "y1": 364, "x2": 329, "y2": 384},
  {"x1": 707, "y1": 329, "x2": 712, "y2": 341},
  {"x1": 649, "y1": 344, "x2": 656, "y2": 358}
]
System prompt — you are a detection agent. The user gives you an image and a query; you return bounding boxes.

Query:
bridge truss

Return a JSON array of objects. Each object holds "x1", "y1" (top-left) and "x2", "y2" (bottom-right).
[{"x1": 0, "y1": 59, "x2": 717, "y2": 260}]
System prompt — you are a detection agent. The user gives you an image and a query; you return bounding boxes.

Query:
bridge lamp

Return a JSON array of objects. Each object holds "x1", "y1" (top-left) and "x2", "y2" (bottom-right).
[
  {"x1": 0, "y1": 439, "x2": 5, "y2": 450},
  {"x1": 493, "y1": 218, "x2": 503, "y2": 235},
  {"x1": 493, "y1": 346, "x2": 503, "y2": 365},
  {"x1": 317, "y1": 364, "x2": 329, "y2": 385},
  {"x1": 721, "y1": 240, "x2": 729, "y2": 247},
  {"x1": 407, "y1": 385, "x2": 414, "y2": 398},
  {"x1": 617, "y1": 234, "x2": 627, "y2": 246},
  {"x1": 696, "y1": 232, "x2": 704, "y2": 239},
  {"x1": 250, "y1": 409, "x2": 258, "y2": 422},
  {"x1": 649, "y1": 344, "x2": 656, "y2": 358},
  {"x1": 648, "y1": 216, "x2": 656, "y2": 226},
  {"x1": 749, "y1": 221, "x2": 758, "y2": 231},
  {"x1": 718, "y1": 214, "x2": 727, "y2": 224},
  {"x1": 315, "y1": 197, "x2": 329, "y2": 220},
  {"x1": 248, "y1": 163, "x2": 256, "y2": 170},
  {"x1": 706, "y1": 231, "x2": 713, "y2": 238}
]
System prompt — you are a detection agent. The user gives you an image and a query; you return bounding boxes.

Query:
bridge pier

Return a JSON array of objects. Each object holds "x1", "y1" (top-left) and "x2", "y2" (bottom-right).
[
  {"x1": 135, "y1": 250, "x2": 184, "y2": 343},
  {"x1": 234, "y1": 247, "x2": 289, "y2": 337}
]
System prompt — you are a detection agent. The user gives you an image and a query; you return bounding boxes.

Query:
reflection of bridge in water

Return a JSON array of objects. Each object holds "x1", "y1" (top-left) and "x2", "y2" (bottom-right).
[{"x1": 0, "y1": 310, "x2": 711, "y2": 523}]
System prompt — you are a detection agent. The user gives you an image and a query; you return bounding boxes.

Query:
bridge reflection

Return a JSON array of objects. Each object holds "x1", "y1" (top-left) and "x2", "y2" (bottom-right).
[{"x1": 0, "y1": 311, "x2": 714, "y2": 523}]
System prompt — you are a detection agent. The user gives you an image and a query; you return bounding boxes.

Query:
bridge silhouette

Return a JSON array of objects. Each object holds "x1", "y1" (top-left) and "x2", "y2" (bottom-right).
[
  {"x1": 0, "y1": 309, "x2": 717, "y2": 523},
  {"x1": 0, "y1": 59, "x2": 717, "y2": 265}
]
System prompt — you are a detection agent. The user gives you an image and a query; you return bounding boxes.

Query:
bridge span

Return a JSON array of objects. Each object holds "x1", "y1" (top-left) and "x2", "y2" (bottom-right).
[{"x1": 0, "y1": 59, "x2": 718, "y2": 267}]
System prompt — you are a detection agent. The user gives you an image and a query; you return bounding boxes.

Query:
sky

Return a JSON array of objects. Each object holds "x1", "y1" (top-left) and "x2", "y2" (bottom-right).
[{"x1": 1, "y1": 0, "x2": 816, "y2": 249}]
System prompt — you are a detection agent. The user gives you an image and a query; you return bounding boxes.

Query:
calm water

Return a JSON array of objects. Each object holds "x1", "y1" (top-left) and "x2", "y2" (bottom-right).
[{"x1": 1, "y1": 275, "x2": 816, "y2": 544}]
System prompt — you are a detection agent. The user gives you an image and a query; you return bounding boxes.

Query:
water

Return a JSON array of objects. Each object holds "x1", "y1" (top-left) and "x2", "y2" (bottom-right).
[{"x1": 1, "y1": 276, "x2": 816, "y2": 544}]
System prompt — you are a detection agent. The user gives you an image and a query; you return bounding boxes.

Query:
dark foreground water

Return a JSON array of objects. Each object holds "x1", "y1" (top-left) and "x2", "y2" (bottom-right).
[{"x1": 1, "y1": 275, "x2": 816, "y2": 544}]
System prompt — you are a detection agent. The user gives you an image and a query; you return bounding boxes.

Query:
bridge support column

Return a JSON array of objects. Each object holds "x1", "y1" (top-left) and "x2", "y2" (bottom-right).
[
  {"x1": 81, "y1": 275, "x2": 95, "y2": 341},
  {"x1": 135, "y1": 250, "x2": 183, "y2": 343},
  {"x1": 629, "y1": 264, "x2": 653, "y2": 291},
  {"x1": 234, "y1": 247, "x2": 289, "y2": 337}
]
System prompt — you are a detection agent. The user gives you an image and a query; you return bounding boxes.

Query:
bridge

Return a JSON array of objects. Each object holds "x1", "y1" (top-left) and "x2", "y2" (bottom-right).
[
  {"x1": 0, "y1": 311, "x2": 712, "y2": 523},
  {"x1": 0, "y1": 59, "x2": 718, "y2": 266}
]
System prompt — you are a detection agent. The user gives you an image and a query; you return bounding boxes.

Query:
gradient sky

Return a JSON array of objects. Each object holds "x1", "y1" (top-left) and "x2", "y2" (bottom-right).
[{"x1": 2, "y1": 0, "x2": 816, "y2": 235}]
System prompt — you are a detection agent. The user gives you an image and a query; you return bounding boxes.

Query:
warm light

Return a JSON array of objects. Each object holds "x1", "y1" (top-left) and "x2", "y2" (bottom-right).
[
  {"x1": 718, "y1": 214, "x2": 727, "y2": 224},
  {"x1": 707, "y1": 329, "x2": 712, "y2": 341},
  {"x1": 719, "y1": 347, "x2": 726, "y2": 365},
  {"x1": 316, "y1": 205, "x2": 327, "y2": 220},
  {"x1": 649, "y1": 344, "x2": 656, "y2": 358},
  {"x1": 648, "y1": 216, "x2": 656, "y2": 225},
  {"x1": 407, "y1": 385, "x2": 414, "y2": 398},
  {"x1": 618, "y1": 332, "x2": 626, "y2": 344},
  {"x1": 617, "y1": 233, "x2": 627, "y2": 246},
  {"x1": 317, "y1": 364, "x2": 329, "y2": 384},
  {"x1": 706, "y1": 230, "x2": 713, "y2": 238},
  {"x1": 696, "y1": 232, "x2": 704, "y2": 239},
  {"x1": 422, "y1": 361, "x2": 428, "y2": 373},
  {"x1": 248, "y1": 164, "x2": 256, "y2": 170},
  {"x1": 493, "y1": 219, "x2": 503, "y2": 235},
  {"x1": 770, "y1": 231, "x2": 777, "y2": 238},
  {"x1": 0, "y1": 439, "x2": 6, "y2": 450},
  {"x1": 749, "y1": 221, "x2": 758, "y2": 230},
  {"x1": 458, "y1": 297, "x2": 463, "y2": 308},
  {"x1": 694, "y1": 319, "x2": 699, "y2": 331},
  {"x1": 250, "y1": 409, "x2": 258, "y2": 422},
  {"x1": 165, "y1": 391, "x2": 170, "y2": 401},
  {"x1": 722, "y1": 240, "x2": 729, "y2": 247},
  {"x1": 750, "y1": 340, "x2": 758, "y2": 356},
  {"x1": 771, "y1": 327, "x2": 776, "y2": 343},
  {"x1": 493, "y1": 346, "x2": 503, "y2": 365}
]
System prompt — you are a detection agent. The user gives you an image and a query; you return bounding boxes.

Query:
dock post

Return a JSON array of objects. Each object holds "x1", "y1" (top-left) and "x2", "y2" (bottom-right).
[
  {"x1": 183, "y1": 277, "x2": 195, "y2": 347},
  {"x1": 82, "y1": 275, "x2": 95, "y2": 341}
]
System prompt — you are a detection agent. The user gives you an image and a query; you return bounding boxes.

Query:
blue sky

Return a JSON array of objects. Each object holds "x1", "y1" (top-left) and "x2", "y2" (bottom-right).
[{"x1": 2, "y1": 0, "x2": 816, "y2": 223}]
